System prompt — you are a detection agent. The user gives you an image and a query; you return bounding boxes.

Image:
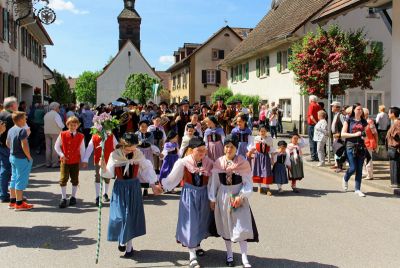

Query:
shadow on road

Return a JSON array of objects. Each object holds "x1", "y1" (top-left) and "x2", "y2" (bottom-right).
[
  {"x1": 123, "y1": 249, "x2": 338, "y2": 268},
  {"x1": 0, "y1": 226, "x2": 96, "y2": 250}
]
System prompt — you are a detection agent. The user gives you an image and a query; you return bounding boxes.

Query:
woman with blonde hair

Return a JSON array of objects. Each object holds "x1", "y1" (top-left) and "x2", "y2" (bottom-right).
[{"x1": 376, "y1": 105, "x2": 390, "y2": 133}]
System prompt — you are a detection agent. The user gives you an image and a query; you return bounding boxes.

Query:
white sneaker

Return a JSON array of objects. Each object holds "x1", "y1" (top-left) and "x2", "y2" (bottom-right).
[
  {"x1": 342, "y1": 176, "x2": 348, "y2": 191},
  {"x1": 317, "y1": 162, "x2": 325, "y2": 167},
  {"x1": 355, "y1": 190, "x2": 366, "y2": 197}
]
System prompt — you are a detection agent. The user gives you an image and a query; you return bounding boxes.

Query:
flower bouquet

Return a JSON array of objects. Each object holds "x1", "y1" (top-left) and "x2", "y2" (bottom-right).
[{"x1": 91, "y1": 112, "x2": 119, "y2": 264}]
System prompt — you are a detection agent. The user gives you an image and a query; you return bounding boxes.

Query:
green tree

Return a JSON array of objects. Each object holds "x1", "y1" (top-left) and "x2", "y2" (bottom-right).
[
  {"x1": 227, "y1": 93, "x2": 260, "y2": 113},
  {"x1": 75, "y1": 71, "x2": 100, "y2": 104},
  {"x1": 122, "y1": 73, "x2": 159, "y2": 104},
  {"x1": 211, "y1": 87, "x2": 233, "y2": 103},
  {"x1": 50, "y1": 70, "x2": 73, "y2": 104}
]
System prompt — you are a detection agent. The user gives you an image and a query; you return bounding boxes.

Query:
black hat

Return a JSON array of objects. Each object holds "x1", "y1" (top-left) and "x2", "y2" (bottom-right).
[
  {"x1": 166, "y1": 130, "x2": 178, "y2": 141},
  {"x1": 188, "y1": 137, "x2": 206, "y2": 148},
  {"x1": 215, "y1": 96, "x2": 224, "y2": 101},
  {"x1": 235, "y1": 100, "x2": 242, "y2": 104},
  {"x1": 207, "y1": 115, "x2": 219, "y2": 127},
  {"x1": 122, "y1": 132, "x2": 139, "y2": 145},
  {"x1": 186, "y1": 123, "x2": 195, "y2": 129},
  {"x1": 277, "y1": 140, "x2": 288, "y2": 147},
  {"x1": 159, "y1": 101, "x2": 168, "y2": 106},
  {"x1": 179, "y1": 100, "x2": 190, "y2": 106},
  {"x1": 224, "y1": 134, "x2": 239, "y2": 148},
  {"x1": 139, "y1": 119, "x2": 150, "y2": 126},
  {"x1": 128, "y1": 101, "x2": 137, "y2": 106},
  {"x1": 116, "y1": 97, "x2": 128, "y2": 104}
]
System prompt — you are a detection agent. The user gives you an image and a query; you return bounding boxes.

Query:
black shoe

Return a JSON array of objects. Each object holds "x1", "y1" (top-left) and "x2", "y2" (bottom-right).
[
  {"x1": 292, "y1": 188, "x2": 300, "y2": 193},
  {"x1": 95, "y1": 196, "x2": 100, "y2": 206},
  {"x1": 118, "y1": 244, "x2": 126, "y2": 252},
  {"x1": 226, "y1": 256, "x2": 235, "y2": 267},
  {"x1": 252, "y1": 187, "x2": 258, "y2": 192},
  {"x1": 59, "y1": 199, "x2": 67, "y2": 209},
  {"x1": 69, "y1": 197, "x2": 77, "y2": 206},
  {"x1": 123, "y1": 250, "x2": 134, "y2": 258},
  {"x1": 196, "y1": 248, "x2": 205, "y2": 257},
  {"x1": 103, "y1": 194, "x2": 110, "y2": 202},
  {"x1": 143, "y1": 189, "x2": 148, "y2": 197},
  {"x1": 1, "y1": 197, "x2": 10, "y2": 203}
]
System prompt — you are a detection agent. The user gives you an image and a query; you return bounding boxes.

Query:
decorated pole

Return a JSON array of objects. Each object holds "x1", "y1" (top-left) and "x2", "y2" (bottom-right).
[{"x1": 95, "y1": 140, "x2": 105, "y2": 264}]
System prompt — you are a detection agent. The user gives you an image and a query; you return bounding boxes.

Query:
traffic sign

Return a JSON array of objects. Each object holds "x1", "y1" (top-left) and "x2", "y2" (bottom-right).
[
  {"x1": 329, "y1": 71, "x2": 339, "y2": 79},
  {"x1": 330, "y1": 78, "x2": 340, "y2": 85},
  {"x1": 339, "y1": 73, "x2": 354, "y2": 80}
]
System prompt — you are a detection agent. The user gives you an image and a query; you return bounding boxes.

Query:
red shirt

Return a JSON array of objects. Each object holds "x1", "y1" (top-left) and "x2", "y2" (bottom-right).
[
  {"x1": 307, "y1": 102, "x2": 321, "y2": 126},
  {"x1": 92, "y1": 134, "x2": 114, "y2": 164},
  {"x1": 60, "y1": 131, "x2": 84, "y2": 164}
]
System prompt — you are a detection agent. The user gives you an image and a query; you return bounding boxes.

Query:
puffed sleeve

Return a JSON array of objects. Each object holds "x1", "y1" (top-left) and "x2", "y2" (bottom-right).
[
  {"x1": 100, "y1": 152, "x2": 116, "y2": 179},
  {"x1": 208, "y1": 171, "x2": 221, "y2": 202},
  {"x1": 137, "y1": 159, "x2": 158, "y2": 184},
  {"x1": 162, "y1": 159, "x2": 186, "y2": 191},
  {"x1": 285, "y1": 152, "x2": 291, "y2": 167},
  {"x1": 239, "y1": 171, "x2": 253, "y2": 199},
  {"x1": 246, "y1": 135, "x2": 254, "y2": 151}
]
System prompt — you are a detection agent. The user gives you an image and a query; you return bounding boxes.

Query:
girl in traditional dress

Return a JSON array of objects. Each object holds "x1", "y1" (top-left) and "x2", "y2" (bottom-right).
[
  {"x1": 247, "y1": 124, "x2": 274, "y2": 196},
  {"x1": 185, "y1": 113, "x2": 203, "y2": 137},
  {"x1": 100, "y1": 132, "x2": 161, "y2": 258},
  {"x1": 159, "y1": 130, "x2": 180, "y2": 182},
  {"x1": 209, "y1": 135, "x2": 258, "y2": 268},
  {"x1": 231, "y1": 113, "x2": 253, "y2": 159},
  {"x1": 148, "y1": 115, "x2": 167, "y2": 174},
  {"x1": 161, "y1": 137, "x2": 214, "y2": 268},
  {"x1": 287, "y1": 134, "x2": 306, "y2": 193},
  {"x1": 203, "y1": 115, "x2": 225, "y2": 161},
  {"x1": 272, "y1": 141, "x2": 291, "y2": 193},
  {"x1": 180, "y1": 124, "x2": 196, "y2": 157}
]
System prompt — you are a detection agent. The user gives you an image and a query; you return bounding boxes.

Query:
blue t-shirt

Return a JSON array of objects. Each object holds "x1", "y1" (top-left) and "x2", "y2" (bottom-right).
[{"x1": 7, "y1": 126, "x2": 28, "y2": 159}]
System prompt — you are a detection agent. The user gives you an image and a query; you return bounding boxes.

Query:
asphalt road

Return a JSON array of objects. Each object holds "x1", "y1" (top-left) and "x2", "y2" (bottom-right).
[{"x1": 0, "y1": 163, "x2": 399, "y2": 268}]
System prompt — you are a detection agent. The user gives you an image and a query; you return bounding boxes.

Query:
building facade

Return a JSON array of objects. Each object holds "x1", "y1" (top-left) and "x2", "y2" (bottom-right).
[
  {"x1": 222, "y1": 0, "x2": 392, "y2": 133},
  {"x1": 0, "y1": 0, "x2": 53, "y2": 105},
  {"x1": 167, "y1": 26, "x2": 250, "y2": 104}
]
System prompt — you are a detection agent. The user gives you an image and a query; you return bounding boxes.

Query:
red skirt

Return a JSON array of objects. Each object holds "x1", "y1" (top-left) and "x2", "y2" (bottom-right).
[{"x1": 253, "y1": 175, "x2": 273, "y2": 185}]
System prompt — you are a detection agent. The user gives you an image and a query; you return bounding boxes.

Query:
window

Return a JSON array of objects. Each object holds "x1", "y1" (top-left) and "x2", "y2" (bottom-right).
[
  {"x1": 279, "y1": 99, "x2": 292, "y2": 120},
  {"x1": 172, "y1": 76, "x2": 176, "y2": 90},
  {"x1": 277, "y1": 49, "x2": 290, "y2": 73},
  {"x1": 281, "y1": 50, "x2": 288, "y2": 70},
  {"x1": 366, "y1": 92, "x2": 383, "y2": 116},
  {"x1": 207, "y1": 70, "x2": 216, "y2": 84},
  {"x1": 200, "y1": 95, "x2": 206, "y2": 103},
  {"x1": 3, "y1": 9, "x2": 8, "y2": 42},
  {"x1": 182, "y1": 72, "x2": 187, "y2": 88},
  {"x1": 202, "y1": 70, "x2": 221, "y2": 85},
  {"x1": 177, "y1": 74, "x2": 181, "y2": 89},
  {"x1": 212, "y1": 49, "x2": 225, "y2": 60},
  {"x1": 256, "y1": 56, "x2": 270, "y2": 78},
  {"x1": 241, "y1": 62, "x2": 249, "y2": 81}
]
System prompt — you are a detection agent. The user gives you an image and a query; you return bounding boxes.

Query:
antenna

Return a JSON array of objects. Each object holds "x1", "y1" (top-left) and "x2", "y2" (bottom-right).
[{"x1": 224, "y1": 19, "x2": 228, "y2": 26}]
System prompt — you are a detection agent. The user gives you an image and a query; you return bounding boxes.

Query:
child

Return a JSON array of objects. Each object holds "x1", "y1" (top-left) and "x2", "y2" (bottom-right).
[
  {"x1": 247, "y1": 124, "x2": 274, "y2": 196},
  {"x1": 180, "y1": 124, "x2": 195, "y2": 157},
  {"x1": 159, "y1": 131, "x2": 180, "y2": 182},
  {"x1": 313, "y1": 110, "x2": 328, "y2": 167},
  {"x1": 287, "y1": 134, "x2": 306, "y2": 193},
  {"x1": 6, "y1": 112, "x2": 33, "y2": 211},
  {"x1": 203, "y1": 115, "x2": 225, "y2": 161},
  {"x1": 100, "y1": 132, "x2": 161, "y2": 258},
  {"x1": 269, "y1": 108, "x2": 278, "y2": 139},
  {"x1": 148, "y1": 115, "x2": 167, "y2": 173},
  {"x1": 55, "y1": 116, "x2": 87, "y2": 208},
  {"x1": 272, "y1": 140, "x2": 291, "y2": 193},
  {"x1": 83, "y1": 133, "x2": 118, "y2": 205},
  {"x1": 185, "y1": 113, "x2": 203, "y2": 138},
  {"x1": 135, "y1": 120, "x2": 156, "y2": 165},
  {"x1": 209, "y1": 134, "x2": 258, "y2": 268},
  {"x1": 231, "y1": 113, "x2": 253, "y2": 159}
]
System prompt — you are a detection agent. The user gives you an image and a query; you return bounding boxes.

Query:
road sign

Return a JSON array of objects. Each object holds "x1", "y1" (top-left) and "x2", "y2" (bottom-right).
[
  {"x1": 339, "y1": 73, "x2": 354, "y2": 80},
  {"x1": 330, "y1": 78, "x2": 340, "y2": 85},
  {"x1": 329, "y1": 71, "x2": 339, "y2": 79}
]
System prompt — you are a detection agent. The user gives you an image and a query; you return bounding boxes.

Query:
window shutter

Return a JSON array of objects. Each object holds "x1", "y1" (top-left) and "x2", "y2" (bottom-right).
[
  {"x1": 245, "y1": 62, "x2": 249, "y2": 80},
  {"x1": 218, "y1": 50, "x2": 225, "y2": 59},
  {"x1": 202, "y1": 70, "x2": 207, "y2": 84},
  {"x1": 0, "y1": 7, "x2": 3, "y2": 41},
  {"x1": 277, "y1": 51, "x2": 282, "y2": 73},
  {"x1": 266, "y1": 56, "x2": 270, "y2": 76},
  {"x1": 236, "y1": 65, "x2": 239, "y2": 81},
  {"x1": 3, "y1": 73, "x2": 8, "y2": 97},
  {"x1": 230, "y1": 67, "x2": 234, "y2": 82},
  {"x1": 239, "y1": 64, "x2": 243, "y2": 81},
  {"x1": 3, "y1": 9, "x2": 8, "y2": 42},
  {"x1": 216, "y1": 70, "x2": 221, "y2": 84},
  {"x1": 288, "y1": 48, "x2": 292, "y2": 63},
  {"x1": 256, "y1": 59, "x2": 260, "y2": 77}
]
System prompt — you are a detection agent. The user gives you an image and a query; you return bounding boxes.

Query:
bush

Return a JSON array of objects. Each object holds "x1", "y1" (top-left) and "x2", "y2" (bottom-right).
[
  {"x1": 211, "y1": 87, "x2": 233, "y2": 103},
  {"x1": 227, "y1": 93, "x2": 260, "y2": 113}
]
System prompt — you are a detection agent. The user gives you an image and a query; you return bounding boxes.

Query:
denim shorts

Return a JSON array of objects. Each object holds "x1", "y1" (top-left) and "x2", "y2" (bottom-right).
[{"x1": 9, "y1": 155, "x2": 33, "y2": 191}]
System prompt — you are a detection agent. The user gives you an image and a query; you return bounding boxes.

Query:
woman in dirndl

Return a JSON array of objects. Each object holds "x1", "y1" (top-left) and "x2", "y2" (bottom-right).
[
  {"x1": 209, "y1": 134, "x2": 258, "y2": 268},
  {"x1": 159, "y1": 130, "x2": 180, "y2": 182},
  {"x1": 204, "y1": 115, "x2": 225, "y2": 161},
  {"x1": 231, "y1": 113, "x2": 253, "y2": 159},
  {"x1": 100, "y1": 132, "x2": 161, "y2": 258},
  {"x1": 161, "y1": 137, "x2": 214, "y2": 268},
  {"x1": 247, "y1": 124, "x2": 274, "y2": 196},
  {"x1": 272, "y1": 140, "x2": 291, "y2": 193},
  {"x1": 287, "y1": 133, "x2": 306, "y2": 193}
]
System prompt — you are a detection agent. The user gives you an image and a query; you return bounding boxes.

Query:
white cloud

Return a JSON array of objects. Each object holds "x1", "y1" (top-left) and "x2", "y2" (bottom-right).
[
  {"x1": 54, "y1": 19, "x2": 63, "y2": 25},
  {"x1": 48, "y1": 0, "x2": 89, "y2": 15},
  {"x1": 159, "y1": 56, "x2": 175, "y2": 66}
]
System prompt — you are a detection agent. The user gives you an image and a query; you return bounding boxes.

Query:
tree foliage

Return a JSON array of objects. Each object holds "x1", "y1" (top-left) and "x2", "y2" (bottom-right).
[
  {"x1": 122, "y1": 73, "x2": 159, "y2": 104},
  {"x1": 211, "y1": 87, "x2": 234, "y2": 103},
  {"x1": 289, "y1": 25, "x2": 385, "y2": 98},
  {"x1": 50, "y1": 70, "x2": 73, "y2": 104},
  {"x1": 227, "y1": 93, "x2": 260, "y2": 113},
  {"x1": 75, "y1": 71, "x2": 100, "y2": 104}
]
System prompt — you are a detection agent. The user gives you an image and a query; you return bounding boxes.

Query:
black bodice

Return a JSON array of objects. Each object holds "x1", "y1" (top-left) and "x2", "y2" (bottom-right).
[{"x1": 218, "y1": 173, "x2": 243, "y2": 185}]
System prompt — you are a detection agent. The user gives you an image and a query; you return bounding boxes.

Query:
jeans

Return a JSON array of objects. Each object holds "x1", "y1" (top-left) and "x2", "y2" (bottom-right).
[
  {"x1": 388, "y1": 147, "x2": 400, "y2": 186},
  {"x1": 0, "y1": 146, "x2": 11, "y2": 200},
  {"x1": 277, "y1": 120, "x2": 283, "y2": 133},
  {"x1": 344, "y1": 147, "x2": 365, "y2": 191},
  {"x1": 270, "y1": 126, "x2": 277, "y2": 138},
  {"x1": 45, "y1": 134, "x2": 60, "y2": 167},
  {"x1": 308, "y1": 125, "x2": 318, "y2": 160}
]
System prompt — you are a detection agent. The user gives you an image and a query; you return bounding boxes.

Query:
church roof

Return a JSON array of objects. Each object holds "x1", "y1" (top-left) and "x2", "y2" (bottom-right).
[{"x1": 118, "y1": 8, "x2": 141, "y2": 19}]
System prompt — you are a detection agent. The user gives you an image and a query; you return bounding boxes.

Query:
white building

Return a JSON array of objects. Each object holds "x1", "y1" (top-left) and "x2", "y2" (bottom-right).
[
  {"x1": 96, "y1": 0, "x2": 159, "y2": 104},
  {"x1": 222, "y1": 0, "x2": 393, "y2": 133},
  {"x1": 0, "y1": 0, "x2": 54, "y2": 105}
]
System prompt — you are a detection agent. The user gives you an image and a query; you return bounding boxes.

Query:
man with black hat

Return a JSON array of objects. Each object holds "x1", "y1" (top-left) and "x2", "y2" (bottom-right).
[
  {"x1": 159, "y1": 101, "x2": 173, "y2": 133},
  {"x1": 172, "y1": 100, "x2": 191, "y2": 145},
  {"x1": 224, "y1": 101, "x2": 236, "y2": 135}
]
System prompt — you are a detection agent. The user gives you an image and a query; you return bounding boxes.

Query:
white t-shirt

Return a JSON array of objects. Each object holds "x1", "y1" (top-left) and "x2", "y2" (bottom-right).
[{"x1": 376, "y1": 112, "x2": 389, "y2": 130}]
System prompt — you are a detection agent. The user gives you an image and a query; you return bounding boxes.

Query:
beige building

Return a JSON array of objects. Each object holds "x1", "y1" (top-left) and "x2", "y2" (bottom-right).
[
  {"x1": 0, "y1": 0, "x2": 54, "y2": 105},
  {"x1": 167, "y1": 26, "x2": 251, "y2": 104}
]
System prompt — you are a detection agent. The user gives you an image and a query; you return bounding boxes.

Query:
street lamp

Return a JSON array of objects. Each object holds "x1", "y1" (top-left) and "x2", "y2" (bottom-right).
[{"x1": 9, "y1": 0, "x2": 56, "y2": 25}]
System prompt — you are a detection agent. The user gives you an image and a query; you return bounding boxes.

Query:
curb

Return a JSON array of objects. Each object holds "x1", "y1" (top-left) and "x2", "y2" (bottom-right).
[
  {"x1": 31, "y1": 164, "x2": 46, "y2": 170},
  {"x1": 303, "y1": 159, "x2": 400, "y2": 196}
]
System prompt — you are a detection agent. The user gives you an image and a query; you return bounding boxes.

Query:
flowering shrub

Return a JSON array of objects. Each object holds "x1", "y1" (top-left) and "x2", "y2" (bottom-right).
[{"x1": 289, "y1": 25, "x2": 384, "y2": 98}]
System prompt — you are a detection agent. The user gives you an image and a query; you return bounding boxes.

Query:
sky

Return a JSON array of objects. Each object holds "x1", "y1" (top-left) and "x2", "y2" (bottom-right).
[{"x1": 44, "y1": 0, "x2": 272, "y2": 78}]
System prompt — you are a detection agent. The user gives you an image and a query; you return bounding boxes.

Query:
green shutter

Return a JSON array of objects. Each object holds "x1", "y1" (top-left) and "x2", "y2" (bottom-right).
[
  {"x1": 245, "y1": 62, "x2": 249, "y2": 80},
  {"x1": 277, "y1": 51, "x2": 282, "y2": 73},
  {"x1": 256, "y1": 59, "x2": 260, "y2": 78},
  {"x1": 287, "y1": 48, "x2": 292, "y2": 63},
  {"x1": 266, "y1": 56, "x2": 270, "y2": 76},
  {"x1": 239, "y1": 64, "x2": 243, "y2": 81},
  {"x1": 236, "y1": 65, "x2": 239, "y2": 82},
  {"x1": 230, "y1": 67, "x2": 234, "y2": 82}
]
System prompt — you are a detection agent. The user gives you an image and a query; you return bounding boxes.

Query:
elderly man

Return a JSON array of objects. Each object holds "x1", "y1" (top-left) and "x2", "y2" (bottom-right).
[
  {"x1": 307, "y1": 95, "x2": 322, "y2": 161},
  {"x1": 0, "y1": 97, "x2": 18, "y2": 202},
  {"x1": 331, "y1": 101, "x2": 345, "y2": 172},
  {"x1": 44, "y1": 102, "x2": 65, "y2": 168}
]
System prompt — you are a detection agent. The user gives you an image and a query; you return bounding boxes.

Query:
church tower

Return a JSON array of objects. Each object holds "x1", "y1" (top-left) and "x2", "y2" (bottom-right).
[{"x1": 118, "y1": 0, "x2": 141, "y2": 51}]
